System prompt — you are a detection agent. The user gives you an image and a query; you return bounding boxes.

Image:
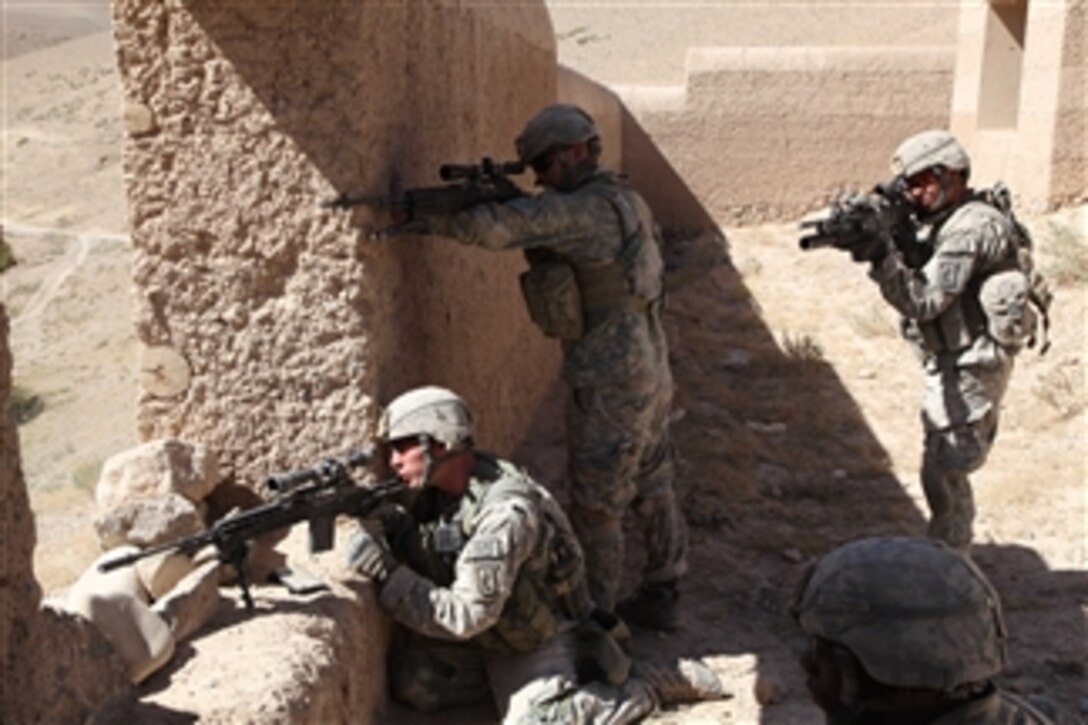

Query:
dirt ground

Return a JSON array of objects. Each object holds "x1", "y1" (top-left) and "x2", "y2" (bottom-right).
[{"x1": 3, "y1": 5, "x2": 1085, "y2": 724}]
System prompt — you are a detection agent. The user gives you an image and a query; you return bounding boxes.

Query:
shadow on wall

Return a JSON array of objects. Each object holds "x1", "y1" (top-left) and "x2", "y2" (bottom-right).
[{"x1": 129, "y1": 1, "x2": 559, "y2": 460}]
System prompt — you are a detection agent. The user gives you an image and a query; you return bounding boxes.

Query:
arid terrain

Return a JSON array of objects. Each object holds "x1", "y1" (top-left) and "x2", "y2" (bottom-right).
[{"x1": 3, "y1": 3, "x2": 1084, "y2": 723}]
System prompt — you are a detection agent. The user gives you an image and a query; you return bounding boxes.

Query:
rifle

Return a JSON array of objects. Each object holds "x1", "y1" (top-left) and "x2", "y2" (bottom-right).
[
  {"x1": 98, "y1": 450, "x2": 406, "y2": 611},
  {"x1": 322, "y1": 157, "x2": 526, "y2": 239},
  {"x1": 799, "y1": 178, "x2": 927, "y2": 266}
]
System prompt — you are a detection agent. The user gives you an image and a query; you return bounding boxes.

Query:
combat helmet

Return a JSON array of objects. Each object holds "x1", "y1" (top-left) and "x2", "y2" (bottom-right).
[
  {"x1": 378, "y1": 386, "x2": 474, "y2": 450},
  {"x1": 794, "y1": 536, "x2": 1007, "y2": 692},
  {"x1": 515, "y1": 103, "x2": 600, "y2": 165},
  {"x1": 891, "y1": 130, "x2": 971, "y2": 180}
]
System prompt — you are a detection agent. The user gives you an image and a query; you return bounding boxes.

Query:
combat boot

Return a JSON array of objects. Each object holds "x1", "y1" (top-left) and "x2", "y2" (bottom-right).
[
  {"x1": 632, "y1": 658, "x2": 728, "y2": 705},
  {"x1": 616, "y1": 579, "x2": 680, "y2": 632}
]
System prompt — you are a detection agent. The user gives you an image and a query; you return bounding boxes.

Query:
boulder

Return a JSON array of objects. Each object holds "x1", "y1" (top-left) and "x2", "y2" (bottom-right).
[
  {"x1": 152, "y1": 559, "x2": 223, "y2": 642},
  {"x1": 95, "y1": 439, "x2": 219, "y2": 512},
  {"x1": 93, "y1": 491, "x2": 205, "y2": 549}
]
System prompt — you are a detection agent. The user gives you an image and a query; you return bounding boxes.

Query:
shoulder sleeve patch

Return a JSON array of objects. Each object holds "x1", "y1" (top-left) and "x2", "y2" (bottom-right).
[
  {"x1": 475, "y1": 563, "x2": 500, "y2": 597},
  {"x1": 938, "y1": 260, "x2": 965, "y2": 292}
]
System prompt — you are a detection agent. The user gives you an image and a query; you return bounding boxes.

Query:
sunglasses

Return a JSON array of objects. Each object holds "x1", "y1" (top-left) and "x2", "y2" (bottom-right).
[{"x1": 530, "y1": 146, "x2": 570, "y2": 174}]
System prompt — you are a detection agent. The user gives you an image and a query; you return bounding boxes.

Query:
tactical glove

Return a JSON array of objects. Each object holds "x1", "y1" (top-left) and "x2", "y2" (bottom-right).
[
  {"x1": 849, "y1": 236, "x2": 890, "y2": 264},
  {"x1": 345, "y1": 528, "x2": 398, "y2": 584}
]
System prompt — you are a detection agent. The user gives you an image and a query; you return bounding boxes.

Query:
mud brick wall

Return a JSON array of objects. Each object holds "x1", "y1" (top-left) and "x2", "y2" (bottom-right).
[
  {"x1": 952, "y1": 1, "x2": 1086, "y2": 210},
  {"x1": 621, "y1": 47, "x2": 956, "y2": 227},
  {"x1": 114, "y1": 0, "x2": 560, "y2": 485}
]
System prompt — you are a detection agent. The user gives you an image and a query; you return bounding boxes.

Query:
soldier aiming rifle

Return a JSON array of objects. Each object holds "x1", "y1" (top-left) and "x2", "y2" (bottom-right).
[{"x1": 322, "y1": 157, "x2": 526, "y2": 239}]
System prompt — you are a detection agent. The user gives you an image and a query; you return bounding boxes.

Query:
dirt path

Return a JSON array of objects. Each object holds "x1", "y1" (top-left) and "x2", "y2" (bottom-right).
[{"x1": 4, "y1": 222, "x2": 127, "y2": 326}]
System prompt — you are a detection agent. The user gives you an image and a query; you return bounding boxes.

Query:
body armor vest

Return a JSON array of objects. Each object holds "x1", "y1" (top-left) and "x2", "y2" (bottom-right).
[
  {"x1": 911, "y1": 191, "x2": 1046, "y2": 357},
  {"x1": 400, "y1": 454, "x2": 592, "y2": 655},
  {"x1": 520, "y1": 173, "x2": 664, "y2": 339}
]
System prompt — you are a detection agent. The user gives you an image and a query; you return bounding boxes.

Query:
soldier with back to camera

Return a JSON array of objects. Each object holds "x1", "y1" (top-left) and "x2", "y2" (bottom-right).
[
  {"x1": 412, "y1": 104, "x2": 688, "y2": 632},
  {"x1": 346, "y1": 386, "x2": 724, "y2": 723},
  {"x1": 793, "y1": 536, "x2": 1063, "y2": 724},
  {"x1": 840, "y1": 130, "x2": 1048, "y2": 551}
]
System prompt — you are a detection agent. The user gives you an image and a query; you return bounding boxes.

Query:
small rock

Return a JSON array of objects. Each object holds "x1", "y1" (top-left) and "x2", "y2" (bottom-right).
[
  {"x1": 857, "y1": 369, "x2": 877, "y2": 379},
  {"x1": 782, "y1": 548, "x2": 804, "y2": 563},
  {"x1": 832, "y1": 469, "x2": 848, "y2": 480},
  {"x1": 753, "y1": 676, "x2": 787, "y2": 705},
  {"x1": 122, "y1": 101, "x2": 157, "y2": 136}
]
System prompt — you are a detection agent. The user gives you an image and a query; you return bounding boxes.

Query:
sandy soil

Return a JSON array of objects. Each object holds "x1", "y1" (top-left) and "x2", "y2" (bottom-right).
[{"x1": 3, "y1": 6, "x2": 1085, "y2": 724}]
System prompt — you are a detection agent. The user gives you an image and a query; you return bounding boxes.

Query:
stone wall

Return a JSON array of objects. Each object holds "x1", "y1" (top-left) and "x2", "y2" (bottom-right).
[
  {"x1": 114, "y1": 0, "x2": 560, "y2": 486},
  {"x1": 620, "y1": 47, "x2": 956, "y2": 228},
  {"x1": 0, "y1": 305, "x2": 131, "y2": 722},
  {"x1": 951, "y1": 0, "x2": 1086, "y2": 210}
]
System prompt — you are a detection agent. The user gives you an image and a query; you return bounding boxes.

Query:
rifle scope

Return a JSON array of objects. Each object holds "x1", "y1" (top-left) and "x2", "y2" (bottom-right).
[
  {"x1": 440, "y1": 158, "x2": 525, "y2": 182},
  {"x1": 266, "y1": 448, "x2": 374, "y2": 494}
]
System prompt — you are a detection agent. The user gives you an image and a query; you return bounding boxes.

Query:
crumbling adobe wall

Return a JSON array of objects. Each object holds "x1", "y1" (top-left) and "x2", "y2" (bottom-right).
[
  {"x1": 621, "y1": 47, "x2": 956, "y2": 227},
  {"x1": 0, "y1": 305, "x2": 131, "y2": 722},
  {"x1": 114, "y1": 0, "x2": 559, "y2": 486}
]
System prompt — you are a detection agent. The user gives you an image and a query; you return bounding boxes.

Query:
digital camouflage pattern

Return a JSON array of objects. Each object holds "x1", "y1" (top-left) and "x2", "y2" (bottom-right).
[
  {"x1": 565, "y1": 367, "x2": 687, "y2": 612},
  {"x1": 795, "y1": 537, "x2": 1007, "y2": 691},
  {"x1": 515, "y1": 104, "x2": 600, "y2": 165},
  {"x1": 424, "y1": 169, "x2": 687, "y2": 613},
  {"x1": 377, "y1": 385, "x2": 475, "y2": 448},
  {"x1": 890, "y1": 129, "x2": 971, "y2": 178},
  {"x1": 374, "y1": 453, "x2": 658, "y2": 723},
  {"x1": 869, "y1": 199, "x2": 1020, "y2": 549}
]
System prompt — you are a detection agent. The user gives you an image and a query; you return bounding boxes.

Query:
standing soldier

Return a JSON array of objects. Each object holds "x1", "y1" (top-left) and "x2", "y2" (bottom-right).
[
  {"x1": 415, "y1": 104, "x2": 687, "y2": 631},
  {"x1": 851, "y1": 130, "x2": 1043, "y2": 551},
  {"x1": 347, "y1": 386, "x2": 724, "y2": 722}
]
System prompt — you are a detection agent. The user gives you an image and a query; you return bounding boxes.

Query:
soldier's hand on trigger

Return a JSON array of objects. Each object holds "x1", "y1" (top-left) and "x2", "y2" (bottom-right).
[
  {"x1": 850, "y1": 236, "x2": 891, "y2": 265},
  {"x1": 346, "y1": 527, "x2": 398, "y2": 584}
]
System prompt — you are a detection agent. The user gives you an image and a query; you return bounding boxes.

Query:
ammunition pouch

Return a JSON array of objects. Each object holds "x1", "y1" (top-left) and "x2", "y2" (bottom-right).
[
  {"x1": 473, "y1": 574, "x2": 562, "y2": 655},
  {"x1": 519, "y1": 261, "x2": 585, "y2": 340},
  {"x1": 978, "y1": 269, "x2": 1039, "y2": 351}
]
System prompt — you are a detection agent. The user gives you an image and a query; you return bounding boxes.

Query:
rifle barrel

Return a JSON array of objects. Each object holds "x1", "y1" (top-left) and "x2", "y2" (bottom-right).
[{"x1": 320, "y1": 192, "x2": 406, "y2": 211}]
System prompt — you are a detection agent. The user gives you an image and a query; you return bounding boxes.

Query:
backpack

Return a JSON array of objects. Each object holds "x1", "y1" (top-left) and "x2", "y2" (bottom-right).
[{"x1": 978, "y1": 182, "x2": 1053, "y2": 354}]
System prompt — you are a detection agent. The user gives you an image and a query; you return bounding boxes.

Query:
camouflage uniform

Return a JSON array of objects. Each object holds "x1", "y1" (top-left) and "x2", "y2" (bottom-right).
[
  {"x1": 424, "y1": 169, "x2": 687, "y2": 614},
  {"x1": 367, "y1": 452, "x2": 659, "y2": 723},
  {"x1": 869, "y1": 199, "x2": 1019, "y2": 549}
]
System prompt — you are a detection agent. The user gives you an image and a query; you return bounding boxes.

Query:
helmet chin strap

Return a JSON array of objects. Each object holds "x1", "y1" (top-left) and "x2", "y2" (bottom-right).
[
  {"x1": 932, "y1": 166, "x2": 952, "y2": 211},
  {"x1": 419, "y1": 434, "x2": 466, "y2": 487}
]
